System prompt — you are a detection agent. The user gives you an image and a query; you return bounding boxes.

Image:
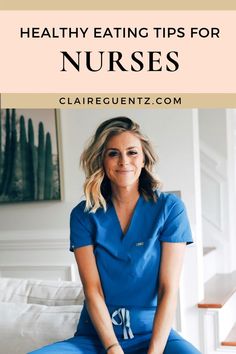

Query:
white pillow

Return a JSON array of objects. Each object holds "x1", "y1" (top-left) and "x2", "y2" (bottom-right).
[
  {"x1": 0, "y1": 277, "x2": 84, "y2": 306},
  {"x1": 0, "y1": 302, "x2": 82, "y2": 354}
]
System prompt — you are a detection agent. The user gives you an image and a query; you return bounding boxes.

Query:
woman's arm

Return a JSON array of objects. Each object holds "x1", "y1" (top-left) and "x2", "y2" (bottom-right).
[
  {"x1": 74, "y1": 246, "x2": 124, "y2": 354},
  {"x1": 147, "y1": 242, "x2": 186, "y2": 354}
]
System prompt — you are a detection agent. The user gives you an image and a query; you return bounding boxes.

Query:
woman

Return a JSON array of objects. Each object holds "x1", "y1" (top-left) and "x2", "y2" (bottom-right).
[{"x1": 29, "y1": 117, "x2": 200, "y2": 354}]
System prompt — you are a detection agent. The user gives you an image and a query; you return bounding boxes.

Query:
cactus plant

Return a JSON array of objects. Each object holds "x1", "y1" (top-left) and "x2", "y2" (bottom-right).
[
  {"x1": 6, "y1": 109, "x2": 19, "y2": 197},
  {"x1": 1, "y1": 109, "x2": 12, "y2": 195},
  {"x1": 19, "y1": 115, "x2": 32, "y2": 199},
  {"x1": 28, "y1": 118, "x2": 38, "y2": 200},
  {"x1": 0, "y1": 110, "x2": 2, "y2": 184},
  {"x1": 52, "y1": 155, "x2": 60, "y2": 200},
  {"x1": 0, "y1": 110, "x2": 61, "y2": 202},
  {"x1": 8, "y1": 141, "x2": 23, "y2": 200},
  {"x1": 44, "y1": 132, "x2": 53, "y2": 199},
  {"x1": 37, "y1": 121, "x2": 45, "y2": 200}
]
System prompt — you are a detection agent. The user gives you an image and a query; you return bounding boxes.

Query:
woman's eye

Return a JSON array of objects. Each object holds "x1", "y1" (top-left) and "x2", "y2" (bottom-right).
[
  {"x1": 128, "y1": 150, "x2": 138, "y2": 155},
  {"x1": 107, "y1": 151, "x2": 118, "y2": 157}
]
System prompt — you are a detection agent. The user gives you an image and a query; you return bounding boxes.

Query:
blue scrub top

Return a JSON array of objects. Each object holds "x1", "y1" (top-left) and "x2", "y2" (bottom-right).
[{"x1": 70, "y1": 191, "x2": 193, "y2": 308}]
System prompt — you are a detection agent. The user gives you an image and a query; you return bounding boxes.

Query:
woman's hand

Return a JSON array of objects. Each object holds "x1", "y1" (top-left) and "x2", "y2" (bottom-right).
[
  {"x1": 107, "y1": 345, "x2": 124, "y2": 354},
  {"x1": 147, "y1": 350, "x2": 163, "y2": 354}
]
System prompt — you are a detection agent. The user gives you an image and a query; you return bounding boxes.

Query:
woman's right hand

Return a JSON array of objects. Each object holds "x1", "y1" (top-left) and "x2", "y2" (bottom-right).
[{"x1": 108, "y1": 345, "x2": 124, "y2": 354}]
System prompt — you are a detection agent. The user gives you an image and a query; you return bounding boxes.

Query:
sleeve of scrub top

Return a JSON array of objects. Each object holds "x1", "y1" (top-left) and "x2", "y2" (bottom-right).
[
  {"x1": 69, "y1": 202, "x2": 94, "y2": 252},
  {"x1": 159, "y1": 194, "x2": 193, "y2": 245}
]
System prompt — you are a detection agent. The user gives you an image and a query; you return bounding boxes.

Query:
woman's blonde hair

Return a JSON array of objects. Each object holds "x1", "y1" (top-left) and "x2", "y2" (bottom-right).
[{"x1": 80, "y1": 117, "x2": 161, "y2": 212}]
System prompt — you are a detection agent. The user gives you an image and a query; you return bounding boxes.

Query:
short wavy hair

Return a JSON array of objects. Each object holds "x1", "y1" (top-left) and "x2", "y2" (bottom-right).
[{"x1": 80, "y1": 117, "x2": 161, "y2": 212}]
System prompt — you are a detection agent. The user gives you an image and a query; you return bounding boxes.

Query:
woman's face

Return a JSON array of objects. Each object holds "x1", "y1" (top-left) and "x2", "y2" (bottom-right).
[{"x1": 103, "y1": 131, "x2": 144, "y2": 189}]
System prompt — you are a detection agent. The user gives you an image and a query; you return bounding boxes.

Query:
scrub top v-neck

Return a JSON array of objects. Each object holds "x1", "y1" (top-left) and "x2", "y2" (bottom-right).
[
  {"x1": 110, "y1": 195, "x2": 142, "y2": 241},
  {"x1": 70, "y1": 191, "x2": 193, "y2": 308}
]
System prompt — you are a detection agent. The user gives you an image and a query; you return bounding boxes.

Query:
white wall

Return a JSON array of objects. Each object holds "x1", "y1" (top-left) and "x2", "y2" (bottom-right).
[
  {"x1": 198, "y1": 109, "x2": 236, "y2": 273},
  {"x1": 198, "y1": 109, "x2": 227, "y2": 158},
  {"x1": 0, "y1": 108, "x2": 203, "y2": 347},
  {"x1": 226, "y1": 109, "x2": 236, "y2": 272}
]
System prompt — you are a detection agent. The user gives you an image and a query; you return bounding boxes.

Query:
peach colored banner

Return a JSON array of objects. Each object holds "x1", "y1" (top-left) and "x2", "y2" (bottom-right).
[
  {"x1": 2, "y1": 1, "x2": 236, "y2": 10},
  {"x1": 0, "y1": 11, "x2": 235, "y2": 93}
]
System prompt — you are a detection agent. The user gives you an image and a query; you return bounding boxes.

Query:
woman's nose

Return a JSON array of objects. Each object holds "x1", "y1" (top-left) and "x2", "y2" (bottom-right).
[{"x1": 118, "y1": 153, "x2": 129, "y2": 165}]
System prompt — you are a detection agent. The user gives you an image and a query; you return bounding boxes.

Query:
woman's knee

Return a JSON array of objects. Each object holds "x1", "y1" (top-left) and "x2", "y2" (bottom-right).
[
  {"x1": 27, "y1": 342, "x2": 62, "y2": 354},
  {"x1": 164, "y1": 339, "x2": 201, "y2": 354}
]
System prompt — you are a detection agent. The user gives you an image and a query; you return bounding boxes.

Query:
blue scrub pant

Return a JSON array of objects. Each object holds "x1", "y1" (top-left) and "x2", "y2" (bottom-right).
[
  {"x1": 28, "y1": 306, "x2": 201, "y2": 353},
  {"x1": 27, "y1": 330, "x2": 201, "y2": 354}
]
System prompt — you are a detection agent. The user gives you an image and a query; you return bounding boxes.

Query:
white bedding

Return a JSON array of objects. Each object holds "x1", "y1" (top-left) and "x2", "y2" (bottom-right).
[{"x1": 0, "y1": 277, "x2": 84, "y2": 354}]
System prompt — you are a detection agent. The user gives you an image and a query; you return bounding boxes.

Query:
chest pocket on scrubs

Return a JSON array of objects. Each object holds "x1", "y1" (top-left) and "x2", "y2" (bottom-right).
[{"x1": 128, "y1": 238, "x2": 160, "y2": 278}]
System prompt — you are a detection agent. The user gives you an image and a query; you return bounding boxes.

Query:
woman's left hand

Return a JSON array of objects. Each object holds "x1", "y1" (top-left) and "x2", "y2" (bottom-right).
[{"x1": 147, "y1": 345, "x2": 163, "y2": 354}]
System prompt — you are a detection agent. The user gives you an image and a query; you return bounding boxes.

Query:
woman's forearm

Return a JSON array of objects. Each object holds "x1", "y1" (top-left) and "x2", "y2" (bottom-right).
[
  {"x1": 85, "y1": 290, "x2": 123, "y2": 353},
  {"x1": 148, "y1": 289, "x2": 178, "y2": 354}
]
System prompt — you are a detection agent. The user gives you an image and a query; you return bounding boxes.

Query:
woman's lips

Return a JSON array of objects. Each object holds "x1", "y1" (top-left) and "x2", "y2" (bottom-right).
[{"x1": 116, "y1": 170, "x2": 133, "y2": 173}]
